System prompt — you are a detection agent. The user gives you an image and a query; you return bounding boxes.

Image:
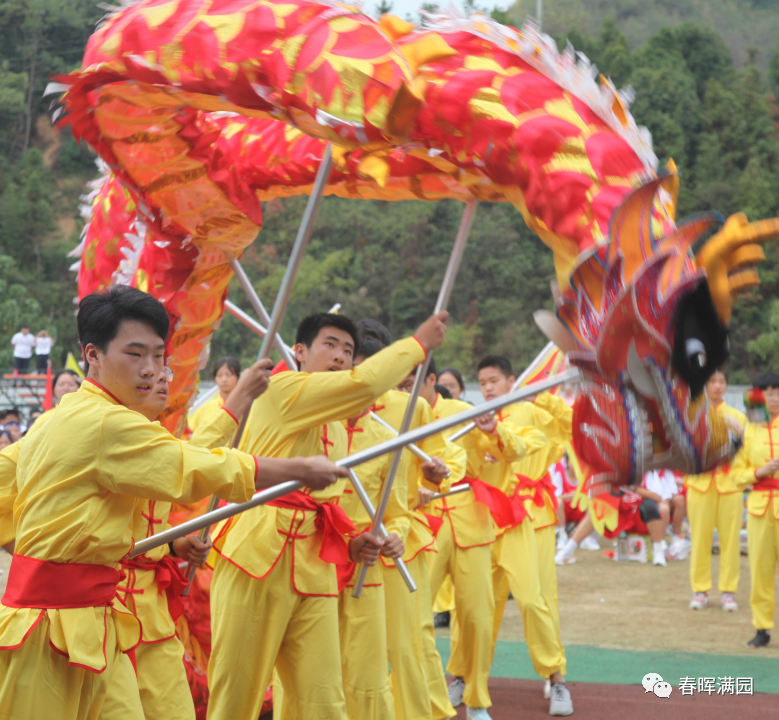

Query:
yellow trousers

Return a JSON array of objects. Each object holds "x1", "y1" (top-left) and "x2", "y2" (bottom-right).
[
  {"x1": 429, "y1": 521, "x2": 494, "y2": 709},
  {"x1": 338, "y1": 585, "x2": 395, "y2": 720},
  {"x1": 492, "y1": 521, "x2": 566, "y2": 678},
  {"x1": 0, "y1": 613, "x2": 143, "y2": 720},
  {"x1": 135, "y1": 637, "x2": 194, "y2": 720},
  {"x1": 687, "y1": 487, "x2": 743, "y2": 593},
  {"x1": 747, "y1": 510, "x2": 779, "y2": 630},
  {"x1": 433, "y1": 575, "x2": 455, "y2": 614},
  {"x1": 384, "y1": 555, "x2": 454, "y2": 720},
  {"x1": 536, "y1": 525, "x2": 564, "y2": 655},
  {"x1": 207, "y1": 553, "x2": 347, "y2": 720}
]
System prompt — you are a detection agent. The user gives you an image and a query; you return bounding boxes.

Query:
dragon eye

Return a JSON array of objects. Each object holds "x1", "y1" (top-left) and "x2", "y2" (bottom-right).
[{"x1": 685, "y1": 338, "x2": 707, "y2": 369}]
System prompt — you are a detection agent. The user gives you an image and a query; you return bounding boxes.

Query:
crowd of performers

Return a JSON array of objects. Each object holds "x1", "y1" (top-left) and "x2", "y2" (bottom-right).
[{"x1": 1, "y1": 286, "x2": 779, "y2": 720}]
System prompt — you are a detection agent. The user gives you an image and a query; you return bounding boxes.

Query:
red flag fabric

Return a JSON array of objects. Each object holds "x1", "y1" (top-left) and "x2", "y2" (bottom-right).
[{"x1": 42, "y1": 362, "x2": 53, "y2": 411}]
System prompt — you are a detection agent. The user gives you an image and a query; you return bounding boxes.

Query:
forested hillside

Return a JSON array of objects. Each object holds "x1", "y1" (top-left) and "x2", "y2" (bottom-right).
[{"x1": 0, "y1": 1, "x2": 778, "y2": 382}]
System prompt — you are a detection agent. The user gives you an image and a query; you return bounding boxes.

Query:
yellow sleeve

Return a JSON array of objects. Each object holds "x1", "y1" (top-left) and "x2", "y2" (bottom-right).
[
  {"x1": 98, "y1": 407, "x2": 257, "y2": 504},
  {"x1": 189, "y1": 407, "x2": 238, "y2": 450},
  {"x1": 416, "y1": 402, "x2": 467, "y2": 491},
  {"x1": 249, "y1": 336, "x2": 425, "y2": 441},
  {"x1": 730, "y1": 423, "x2": 757, "y2": 489},
  {"x1": 384, "y1": 449, "x2": 413, "y2": 542},
  {"x1": 532, "y1": 392, "x2": 573, "y2": 446},
  {"x1": 475, "y1": 420, "x2": 548, "y2": 464},
  {"x1": 0, "y1": 441, "x2": 21, "y2": 546}
]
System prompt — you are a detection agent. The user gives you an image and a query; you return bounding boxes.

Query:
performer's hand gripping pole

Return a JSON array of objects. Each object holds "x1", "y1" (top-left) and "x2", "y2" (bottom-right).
[
  {"x1": 352, "y1": 199, "x2": 478, "y2": 598},
  {"x1": 446, "y1": 341, "x2": 557, "y2": 443},
  {"x1": 131, "y1": 369, "x2": 579, "y2": 559},
  {"x1": 181, "y1": 144, "x2": 333, "y2": 593}
]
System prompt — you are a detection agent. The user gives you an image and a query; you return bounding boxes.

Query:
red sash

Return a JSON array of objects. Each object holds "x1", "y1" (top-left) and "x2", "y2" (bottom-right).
[
  {"x1": 121, "y1": 554, "x2": 189, "y2": 623},
  {"x1": 268, "y1": 491, "x2": 355, "y2": 565},
  {"x1": 515, "y1": 473, "x2": 559, "y2": 511},
  {"x1": 422, "y1": 512, "x2": 444, "y2": 537},
  {"x1": 460, "y1": 477, "x2": 527, "y2": 529},
  {"x1": 753, "y1": 478, "x2": 779, "y2": 492},
  {"x1": 3, "y1": 554, "x2": 123, "y2": 609}
]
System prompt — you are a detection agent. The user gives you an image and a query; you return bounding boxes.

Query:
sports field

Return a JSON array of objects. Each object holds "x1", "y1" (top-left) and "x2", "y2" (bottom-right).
[{"x1": 436, "y1": 536, "x2": 779, "y2": 718}]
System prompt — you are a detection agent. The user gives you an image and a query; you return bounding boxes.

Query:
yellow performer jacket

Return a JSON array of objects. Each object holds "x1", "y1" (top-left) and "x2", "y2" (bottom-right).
[
  {"x1": 187, "y1": 390, "x2": 225, "y2": 433},
  {"x1": 427, "y1": 394, "x2": 525, "y2": 549},
  {"x1": 685, "y1": 403, "x2": 746, "y2": 494},
  {"x1": 0, "y1": 381, "x2": 258, "y2": 672},
  {"x1": 339, "y1": 411, "x2": 413, "y2": 586},
  {"x1": 731, "y1": 417, "x2": 779, "y2": 520},
  {"x1": 372, "y1": 389, "x2": 467, "y2": 566},
  {"x1": 118, "y1": 408, "x2": 240, "y2": 643},
  {"x1": 215, "y1": 337, "x2": 426, "y2": 597}
]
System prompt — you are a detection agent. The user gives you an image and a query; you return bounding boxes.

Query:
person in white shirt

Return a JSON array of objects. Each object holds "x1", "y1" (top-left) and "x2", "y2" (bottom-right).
[
  {"x1": 639, "y1": 470, "x2": 688, "y2": 566},
  {"x1": 35, "y1": 330, "x2": 54, "y2": 373},
  {"x1": 10, "y1": 325, "x2": 35, "y2": 373}
]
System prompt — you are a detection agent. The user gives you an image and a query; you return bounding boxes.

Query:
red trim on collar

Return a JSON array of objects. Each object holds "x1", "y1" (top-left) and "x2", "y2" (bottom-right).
[{"x1": 84, "y1": 378, "x2": 124, "y2": 406}]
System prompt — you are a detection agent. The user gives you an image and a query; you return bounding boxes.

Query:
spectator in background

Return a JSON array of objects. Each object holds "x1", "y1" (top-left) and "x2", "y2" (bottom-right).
[
  {"x1": 52, "y1": 369, "x2": 81, "y2": 406},
  {"x1": 0, "y1": 408, "x2": 22, "y2": 441},
  {"x1": 188, "y1": 357, "x2": 241, "y2": 432},
  {"x1": 35, "y1": 330, "x2": 54, "y2": 373},
  {"x1": 11, "y1": 325, "x2": 35, "y2": 375},
  {"x1": 26, "y1": 407, "x2": 44, "y2": 432},
  {"x1": 437, "y1": 366, "x2": 467, "y2": 402},
  {"x1": 0, "y1": 431, "x2": 12, "y2": 450}
]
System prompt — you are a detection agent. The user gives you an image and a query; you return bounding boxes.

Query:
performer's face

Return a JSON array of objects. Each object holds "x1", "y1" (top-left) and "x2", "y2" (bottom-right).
[
  {"x1": 478, "y1": 366, "x2": 514, "y2": 401},
  {"x1": 766, "y1": 387, "x2": 779, "y2": 419},
  {"x1": 128, "y1": 367, "x2": 171, "y2": 420},
  {"x1": 706, "y1": 371, "x2": 727, "y2": 404},
  {"x1": 294, "y1": 326, "x2": 355, "y2": 374},
  {"x1": 84, "y1": 320, "x2": 165, "y2": 407}
]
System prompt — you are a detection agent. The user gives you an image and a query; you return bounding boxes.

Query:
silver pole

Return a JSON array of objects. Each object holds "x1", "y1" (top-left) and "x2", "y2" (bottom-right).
[
  {"x1": 353, "y1": 198, "x2": 478, "y2": 597},
  {"x1": 446, "y1": 341, "x2": 556, "y2": 443},
  {"x1": 537, "y1": 0, "x2": 543, "y2": 30},
  {"x1": 189, "y1": 384, "x2": 220, "y2": 413},
  {"x1": 132, "y1": 368, "x2": 578, "y2": 558},
  {"x1": 229, "y1": 260, "x2": 298, "y2": 370},
  {"x1": 181, "y1": 144, "x2": 332, "y2": 589},
  {"x1": 369, "y1": 411, "x2": 435, "y2": 466},
  {"x1": 426, "y1": 484, "x2": 471, "y2": 503},
  {"x1": 347, "y1": 469, "x2": 416, "y2": 592}
]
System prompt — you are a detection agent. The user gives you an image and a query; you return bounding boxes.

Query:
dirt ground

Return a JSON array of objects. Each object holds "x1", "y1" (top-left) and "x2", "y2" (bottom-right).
[{"x1": 440, "y1": 536, "x2": 779, "y2": 658}]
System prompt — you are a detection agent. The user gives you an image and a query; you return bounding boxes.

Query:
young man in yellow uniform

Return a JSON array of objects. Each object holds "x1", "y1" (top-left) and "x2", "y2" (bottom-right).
[
  {"x1": 731, "y1": 372, "x2": 779, "y2": 648},
  {"x1": 207, "y1": 311, "x2": 449, "y2": 720},
  {"x1": 337, "y1": 365, "x2": 413, "y2": 720},
  {"x1": 415, "y1": 358, "x2": 546, "y2": 720},
  {"x1": 371, "y1": 349, "x2": 465, "y2": 720},
  {"x1": 0, "y1": 286, "x2": 344, "y2": 720},
  {"x1": 449, "y1": 355, "x2": 573, "y2": 717},
  {"x1": 684, "y1": 369, "x2": 746, "y2": 612}
]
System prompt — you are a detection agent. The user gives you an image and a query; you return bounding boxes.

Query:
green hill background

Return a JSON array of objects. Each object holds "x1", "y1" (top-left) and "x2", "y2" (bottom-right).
[{"x1": 1, "y1": 1, "x2": 778, "y2": 384}]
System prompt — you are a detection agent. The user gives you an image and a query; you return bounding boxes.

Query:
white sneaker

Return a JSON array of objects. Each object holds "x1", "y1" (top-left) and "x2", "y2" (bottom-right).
[
  {"x1": 448, "y1": 677, "x2": 465, "y2": 707},
  {"x1": 579, "y1": 533, "x2": 600, "y2": 551},
  {"x1": 652, "y1": 540, "x2": 667, "y2": 566},
  {"x1": 721, "y1": 593, "x2": 739, "y2": 612},
  {"x1": 466, "y1": 707, "x2": 493, "y2": 720},
  {"x1": 666, "y1": 535, "x2": 691, "y2": 561},
  {"x1": 556, "y1": 529, "x2": 567, "y2": 550},
  {"x1": 549, "y1": 682, "x2": 573, "y2": 716},
  {"x1": 555, "y1": 539, "x2": 578, "y2": 566},
  {"x1": 543, "y1": 679, "x2": 551, "y2": 699},
  {"x1": 689, "y1": 592, "x2": 709, "y2": 610}
]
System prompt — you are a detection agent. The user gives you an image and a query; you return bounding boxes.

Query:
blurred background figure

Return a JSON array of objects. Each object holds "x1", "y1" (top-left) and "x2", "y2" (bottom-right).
[
  {"x1": 0, "y1": 431, "x2": 12, "y2": 450},
  {"x1": 10, "y1": 325, "x2": 35, "y2": 376},
  {"x1": 51, "y1": 369, "x2": 81, "y2": 406},
  {"x1": 437, "y1": 366, "x2": 467, "y2": 402},
  {"x1": 188, "y1": 356, "x2": 241, "y2": 432},
  {"x1": 35, "y1": 330, "x2": 54, "y2": 374}
]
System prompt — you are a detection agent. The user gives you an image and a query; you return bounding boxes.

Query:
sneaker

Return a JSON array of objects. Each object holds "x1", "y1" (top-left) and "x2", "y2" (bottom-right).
[
  {"x1": 434, "y1": 611, "x2": 450, "y2": 628},
  {"x1": 556, "y1": 529, "x2": 567, "y2": 550},
  {"x1": 466, "y1": 708, "x2": 493, "y2": 720},
  {"x1": 579, "y1": 533, "x2": 600, "y2": 551},
  {"x1": 748, "y1": 629, "x2": 770, "y2": 648},
  {"x1": 543, "y1": 679, "x2": 551, "y2": 699},
  {"x1": 666, "y1": 536, "x2": 691, "y2": 562},
  {"x1": 652, "y1": 540, "x2": 667, "y2": 566},
  {"x1": 721, "y1": 593, "x2": 738, "y2": 612},
  {"x1": 448, "y1": 677, "x2": 465, "y2": 707},
  {"x1": 555, "y1": 539, "x2": 578, "y2": 566},
  {"x1": 689, "y1": 592, "x2": 709, "y2": 610},
  {"x1": 549, "y1": 682, "x2": 573, "y2": 716}
]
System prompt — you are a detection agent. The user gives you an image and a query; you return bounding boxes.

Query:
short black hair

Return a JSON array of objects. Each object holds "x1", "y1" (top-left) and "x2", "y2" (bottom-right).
[
  {"x1": 296, "y1": 313, "x2": 360, "y2": 353},
  {"x1": 21, "y1": 324, "x2": 29, "y2": 329},
  {"x1": 0, "y1": 408, "x2": 19, "y2": 421},
  {"x1": 357, "y1": 318, "x2": 391, "y2": 346},
  {"x1": 213, "y1": 356, "x2": 241, "y2": 379},
  {"x1": 754, "y1": 372, "x2": 779, "y2": 390},
  {"x1": 356, "y1": 335, "x2": 385, "y2": 360},
  {"x1": 410, "y1": 355, "x2": 437, "y2": 379},
  {"x1": 78, "y1": 286, "x2": 169, "y2": 353},
  {"x1": 477, "y1": 355, "x2": 513, "y2": 378},
  {"x1": 435, "y1": 383, "x2": 452, "y2": 400},
  {"x1": 53, "y1": 369, "x2": 80, "y2": 391},
  {"x1": 438, "y1": 366, "x2": 466, "y2": 392}
]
